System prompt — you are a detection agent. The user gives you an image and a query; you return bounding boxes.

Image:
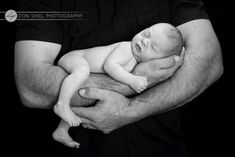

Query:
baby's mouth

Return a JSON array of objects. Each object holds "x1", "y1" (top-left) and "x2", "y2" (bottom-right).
[{"x1": 135, "y1": 43, "x2": 141, "y2": 53}]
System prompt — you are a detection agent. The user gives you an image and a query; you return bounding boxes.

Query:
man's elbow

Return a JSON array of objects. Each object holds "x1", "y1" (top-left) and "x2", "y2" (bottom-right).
[
  {"x1": 206, "y1": 44, "x2": 224, "y2": 83},
  {"x1": 17, "y1": 85, "x2": 51, "y2": 109},
  {"x1": 19, "y1": 92, "x2": 37, "y2": 109},
  {"x1": 214, "y1": 57, "x2": 224, "y2": 81}
]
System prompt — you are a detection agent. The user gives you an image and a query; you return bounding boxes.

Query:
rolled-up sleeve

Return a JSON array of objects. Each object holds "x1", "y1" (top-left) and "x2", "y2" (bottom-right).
[
  {"x1": 15, "y1": 0, "x2": 63, "y2": 44},
  {"x1": 169, "y1": 0, "x2": 209, "y2": 26}
]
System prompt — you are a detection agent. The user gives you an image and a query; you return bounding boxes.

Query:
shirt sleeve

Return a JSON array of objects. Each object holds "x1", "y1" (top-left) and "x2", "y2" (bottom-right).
[
  {"x1": 15, "y1": 0, "x2": 63, "y2": 44},
  {"x1": 169, "y1": 0, "x2": 209, "y2": 26}
]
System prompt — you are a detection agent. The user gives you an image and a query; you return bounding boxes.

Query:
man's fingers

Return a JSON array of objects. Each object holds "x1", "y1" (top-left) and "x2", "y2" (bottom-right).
[
  {"x1": 81, "y1": 123, "x2": 97, "y2": 130},
  {"x1": 155, "y1": 56, "x2": 183, "y2": 82},
  {"x1": 157, "y1": 55, "x2": 177, "y2": 69},
  {"x1": 79, "y1": 87, "x2": 109, "y2": 101},
  {"x1": 156, "y1": 46, "x2": 185, "y2": 69},
  {"x1": 158, "y1": 61, "x2": 180, "y2": 80},
  {"x1": 79, "y1": 117, "x2": 92, "y2": 124},
  {"x1": 72, "y1": 106, "x2": 96, "y2": 121},
  {"x1": 73, "y1": 107, "x2": 98, "y2": 131},
  {"x1": 174, "y1": 47, "x2": 185, "y2": 67}
]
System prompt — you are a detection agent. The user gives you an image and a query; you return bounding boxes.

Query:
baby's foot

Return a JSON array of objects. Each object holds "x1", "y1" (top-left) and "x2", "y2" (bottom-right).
[
  {"x1": 52, "y1": 128, "x2": 80, "y2": 149},
  {"x1": 54, "y1": 103, "x2": 81, "y2": 127}
]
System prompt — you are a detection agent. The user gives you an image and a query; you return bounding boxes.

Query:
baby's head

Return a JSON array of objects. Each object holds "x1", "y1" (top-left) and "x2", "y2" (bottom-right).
[{"x1": 131, "y1": 23, "x2": 183, "y2": 62}]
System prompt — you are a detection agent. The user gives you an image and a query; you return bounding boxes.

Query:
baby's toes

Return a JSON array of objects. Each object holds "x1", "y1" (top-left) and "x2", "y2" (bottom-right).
[
  {"x1": 68, "y1": 121, "x2": 74, "y2": 127},
  {"x1": 71, "y1": 121, "x2": 77, "y2": 127},
  {"x1": 76, "y1": 121, "x2": 81, "y2": 126},
  {"x1": 71, "y1": 122, "x2": 75, "y2": 127},
  {"x1": 73, "y1": 121, "x2": 80, "y2": 127},
  {"x1": 77, "y1": 117, "x2": 82, "y2": 123},
  {"x1": 72, "y1": 142, "x2": 80, "y2": 149}
]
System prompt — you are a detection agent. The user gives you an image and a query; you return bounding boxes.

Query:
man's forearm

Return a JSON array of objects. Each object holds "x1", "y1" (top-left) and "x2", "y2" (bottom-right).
[
  {"x1": 71, "y1": 73, "x2": 135, "y2": 107},
  {"x1": 18, "y1": 62, "x2": 134, "y2": 108},
  {"x1": 119, "y1": 20, "x2": 224, "y2": 122},
  {"x1": 126, "y1": 44, "x2": 223, "y2": 121}
]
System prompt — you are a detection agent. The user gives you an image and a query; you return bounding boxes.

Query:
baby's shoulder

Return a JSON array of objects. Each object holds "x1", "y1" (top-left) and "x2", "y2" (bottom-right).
[
  {"x1": 116, "y1": 41, "x2": 131, "y2": 52},
  {"x1": 119, "y1": 41, "x2": 131, "y2": 47}
]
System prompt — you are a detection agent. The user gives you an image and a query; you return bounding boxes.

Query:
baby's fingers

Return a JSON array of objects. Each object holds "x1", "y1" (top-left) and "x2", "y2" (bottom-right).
[{"x1": 139, "y1": 84, "x2": 148, "y2": 93}]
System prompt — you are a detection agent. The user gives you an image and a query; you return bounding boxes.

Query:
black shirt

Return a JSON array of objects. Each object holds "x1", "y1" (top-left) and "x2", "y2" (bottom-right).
[{"x1": 15, "y1": 0, "x2": 208, "y2": 157}]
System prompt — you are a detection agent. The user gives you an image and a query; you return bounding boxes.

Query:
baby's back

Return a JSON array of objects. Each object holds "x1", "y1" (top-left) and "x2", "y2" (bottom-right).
[
  {"x1": 84, "y1": 42, "x2": 135, "y2": 73},
  {"x1": 67, "y1": 42, "x2": 134, "y2": 73},
  {"x1": 80, "y1": 43, "x2": 120, "y2": 73}
]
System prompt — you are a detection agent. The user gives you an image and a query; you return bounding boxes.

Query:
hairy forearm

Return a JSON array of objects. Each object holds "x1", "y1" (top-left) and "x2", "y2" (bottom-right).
[
  {"x1": 127, "y1": 44, "x2": 223, "y2": 121},
  {"x1": 17, "y1": 62, "x2": 135, "y2": 108},
  {"x1": 72, "y1": 73, "x2": 135, "y2": 107}
]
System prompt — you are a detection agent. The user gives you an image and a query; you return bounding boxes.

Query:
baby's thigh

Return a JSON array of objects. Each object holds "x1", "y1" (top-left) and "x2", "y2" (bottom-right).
[{"x1": 58, "y1": 53, "x2": 90, "y2": 74}]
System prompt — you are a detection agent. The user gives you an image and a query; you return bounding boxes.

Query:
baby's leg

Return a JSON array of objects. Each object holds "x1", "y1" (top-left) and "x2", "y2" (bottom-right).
[
  {"x1": 54, "y1": 53, "x2": 90, "y2": 127},
  {"x1": 52, "y1": 120, "x2": 80, "y2": 148}
]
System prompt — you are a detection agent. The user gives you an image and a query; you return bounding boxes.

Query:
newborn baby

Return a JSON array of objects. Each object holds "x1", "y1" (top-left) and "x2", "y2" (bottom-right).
[{"x1": 53, "y1": 23, "x2": 184, "y2": 148}]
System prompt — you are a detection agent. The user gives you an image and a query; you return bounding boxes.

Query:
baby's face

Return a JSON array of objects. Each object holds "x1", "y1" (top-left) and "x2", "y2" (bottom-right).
[{"x1": 131, "y1": 25, "x2": 169, "y2": 62}]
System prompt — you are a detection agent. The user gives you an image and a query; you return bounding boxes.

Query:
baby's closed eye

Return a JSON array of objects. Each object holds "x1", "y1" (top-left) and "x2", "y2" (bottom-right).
[{"x1": 142, "y1": 29, "x2": 151, "y2": 38}]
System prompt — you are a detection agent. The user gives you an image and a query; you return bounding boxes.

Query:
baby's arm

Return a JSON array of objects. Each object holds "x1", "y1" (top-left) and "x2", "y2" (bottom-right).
[{"x1": 104, "y1": 42, "x2": 148, "y2": 93}]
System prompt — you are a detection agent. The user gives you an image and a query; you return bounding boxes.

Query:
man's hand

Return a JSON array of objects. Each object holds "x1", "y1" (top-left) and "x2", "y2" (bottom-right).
[
  {"x1": 133, "y1": 49, "x2": 185, "y2": 87},
  {"x1": 71, "y1": 50, "x2": 185, "y2": 133},
  {"x1": 72, "y1": 88, "x2": 133, "y2": 134}
]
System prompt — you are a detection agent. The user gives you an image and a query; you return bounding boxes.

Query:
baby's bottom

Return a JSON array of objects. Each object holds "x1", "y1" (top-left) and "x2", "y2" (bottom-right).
[
  {"x1": 53, "y1": 120, "x2": 80, "y2": 148},
  {"x1": 54, "y1": 53, "x2": 90, "y2": 127}
]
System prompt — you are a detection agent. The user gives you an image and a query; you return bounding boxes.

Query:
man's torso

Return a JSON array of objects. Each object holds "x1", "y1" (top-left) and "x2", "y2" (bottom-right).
[{"x1": 16, "y1": 0, "x2": 210, "y2": 156}]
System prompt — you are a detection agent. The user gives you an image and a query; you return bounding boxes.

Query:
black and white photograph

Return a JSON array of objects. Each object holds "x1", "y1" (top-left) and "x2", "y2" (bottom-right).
[{"x1": 1, "y1": 0, "x2": 230, "y2": 157}]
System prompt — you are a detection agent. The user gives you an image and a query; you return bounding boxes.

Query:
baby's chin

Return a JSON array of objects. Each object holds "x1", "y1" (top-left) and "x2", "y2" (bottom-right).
[{"x1": 131, "y1": 39, "x2": 136, "y2": 50}]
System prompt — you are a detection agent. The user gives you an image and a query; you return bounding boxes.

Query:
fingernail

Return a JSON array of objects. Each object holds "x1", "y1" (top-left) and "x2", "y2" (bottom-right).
[
  {"x1": 79, "y1": 89, "x2": 86, "y2": 95},
  {"x1": 174, "y1": 56, "x2": 180, "y2": 62}
]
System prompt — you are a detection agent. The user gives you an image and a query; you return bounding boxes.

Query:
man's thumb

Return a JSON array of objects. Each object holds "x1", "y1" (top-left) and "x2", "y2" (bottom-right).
[
  {"x1": 79, "y1": 88, "x2": 107, "y2": 100},
  {"x1": 79, "y1": 89, "x2": 87, "y2": 97}
]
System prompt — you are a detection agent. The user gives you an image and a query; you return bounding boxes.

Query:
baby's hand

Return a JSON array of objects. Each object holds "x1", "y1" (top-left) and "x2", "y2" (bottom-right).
[{"x1": 130, "y1": 76, "x2": 148, "y2": 93}]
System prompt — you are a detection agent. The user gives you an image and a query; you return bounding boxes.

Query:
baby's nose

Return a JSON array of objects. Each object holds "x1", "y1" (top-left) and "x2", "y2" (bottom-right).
[{"x1": 141, "y1": 38, "x2": 148, "y2": 47}]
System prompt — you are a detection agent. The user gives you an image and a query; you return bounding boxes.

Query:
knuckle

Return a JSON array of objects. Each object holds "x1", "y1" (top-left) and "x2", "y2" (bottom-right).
[
  {"x1": 86, "y1": 113, "x2": 94, "y2": 120},
  {"x1": 91, "y1": 114, "x2": 98, "y2": 121},
  {"x1": 171, "y1": 59, "x2": 176, "y2": 65}
]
